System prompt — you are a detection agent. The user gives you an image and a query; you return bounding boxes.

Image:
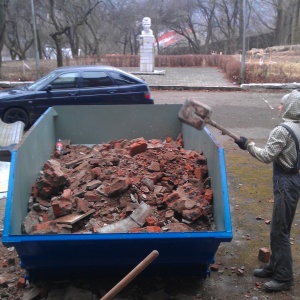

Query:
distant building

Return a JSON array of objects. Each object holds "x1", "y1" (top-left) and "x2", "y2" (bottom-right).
[
  {"x1": 155, "y1": 30, "x2": 187, "y2": 49},
  {"x1": 44, "y1": 47, "x2": 82, "y2": 60}
]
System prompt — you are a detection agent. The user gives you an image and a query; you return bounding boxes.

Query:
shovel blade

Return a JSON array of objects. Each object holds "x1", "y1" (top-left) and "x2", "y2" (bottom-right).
[{"x1": 178, "y1": 99, "x2": 212, "y2": 130}]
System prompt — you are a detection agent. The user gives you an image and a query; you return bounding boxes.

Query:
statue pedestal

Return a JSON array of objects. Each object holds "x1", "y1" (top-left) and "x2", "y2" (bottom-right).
[{"x1": 140, "y1": 35, "x2": 155, "y2": 72}]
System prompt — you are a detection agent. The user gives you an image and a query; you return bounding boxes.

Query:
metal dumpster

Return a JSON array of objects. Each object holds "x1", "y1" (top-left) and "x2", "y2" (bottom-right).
[{"x1": 2, "y1": 104, "x2": 232, "y2": 281}]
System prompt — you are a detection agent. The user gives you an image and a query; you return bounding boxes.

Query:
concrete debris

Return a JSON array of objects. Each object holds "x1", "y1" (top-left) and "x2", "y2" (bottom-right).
[{"x1": 22, "y1": 136, "x2": 215, "y2": 234}]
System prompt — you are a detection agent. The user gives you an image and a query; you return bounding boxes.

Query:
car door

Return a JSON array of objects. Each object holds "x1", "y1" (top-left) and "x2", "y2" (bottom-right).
[
  {"x1": 107, "y1": 71, "x2": 148, "y2": 104},
  {"x1": 33, "y1": 72, "x2": 80, "y2": 117},
  {"x1": 78, "y1": 71, "x2": 119, "y2": 104}
]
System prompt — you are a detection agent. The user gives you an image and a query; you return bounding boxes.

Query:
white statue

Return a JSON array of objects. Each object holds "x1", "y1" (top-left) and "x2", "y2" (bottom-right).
[
  {"x1": 140, "y1": 17, "x2": 154, "y2": 72},
  {"x1": 142, "y1": 17, "x2": 153, "y2": 35}
]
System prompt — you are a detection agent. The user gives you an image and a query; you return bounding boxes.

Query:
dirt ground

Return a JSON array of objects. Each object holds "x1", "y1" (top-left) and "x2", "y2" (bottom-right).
[{"x1": 1, "y1": 90, "x2": 300, "y2": 299}]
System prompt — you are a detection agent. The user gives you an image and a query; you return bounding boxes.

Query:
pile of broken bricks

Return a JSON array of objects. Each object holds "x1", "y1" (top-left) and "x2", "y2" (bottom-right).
[{"x1": 22, "y1": 135, "x2": 215, "y2": 235}]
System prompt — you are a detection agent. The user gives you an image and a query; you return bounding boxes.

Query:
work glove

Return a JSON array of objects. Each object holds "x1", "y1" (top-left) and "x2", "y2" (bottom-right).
[{"x1": 235, "y1": 136, "x2": 248, "y2": 150}]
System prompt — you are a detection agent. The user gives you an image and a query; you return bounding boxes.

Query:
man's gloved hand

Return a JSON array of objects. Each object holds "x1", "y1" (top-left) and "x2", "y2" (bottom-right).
[{"x1": 235, "y1": 136, "x2": 248, "y2": 150}]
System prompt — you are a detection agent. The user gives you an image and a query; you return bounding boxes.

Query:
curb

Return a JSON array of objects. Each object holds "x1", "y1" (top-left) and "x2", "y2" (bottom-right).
[
  {"x1": 149, "y1": 85, "x2": 242, "y2": 91},
  {"x1": 241, "y1": 83, "x2": 300, "y2": 90}
]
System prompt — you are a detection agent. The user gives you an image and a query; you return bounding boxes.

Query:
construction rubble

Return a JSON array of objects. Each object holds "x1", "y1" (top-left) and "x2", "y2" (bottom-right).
[{"x1": 22, "y1": 135, "x2": 215, "y2": 235}]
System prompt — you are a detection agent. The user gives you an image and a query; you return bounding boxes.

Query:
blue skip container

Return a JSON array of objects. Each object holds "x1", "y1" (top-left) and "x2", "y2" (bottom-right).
[{"x1": 2, "y1": 104, "x2": 232, "y2": 281}]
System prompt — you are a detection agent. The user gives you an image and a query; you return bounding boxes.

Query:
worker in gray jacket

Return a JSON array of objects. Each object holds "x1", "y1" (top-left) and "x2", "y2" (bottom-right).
[{"x1": 235, "y1": 90, "x2": 300, "y2": 292}]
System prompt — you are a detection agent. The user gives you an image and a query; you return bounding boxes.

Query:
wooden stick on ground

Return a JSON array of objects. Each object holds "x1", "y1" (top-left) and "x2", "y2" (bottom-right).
[{"x1": 100, "y1": 250, "x2": 159, "y2": 300}]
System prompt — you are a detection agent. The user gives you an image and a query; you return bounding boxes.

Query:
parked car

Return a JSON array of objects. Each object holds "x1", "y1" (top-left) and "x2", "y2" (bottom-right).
[{"x1": 0, "y1": 65, "x2": 154, "y2": 128}]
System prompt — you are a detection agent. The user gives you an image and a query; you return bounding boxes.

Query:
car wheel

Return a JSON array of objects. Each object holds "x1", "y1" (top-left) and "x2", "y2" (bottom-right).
[{"x1": 3, "y1": 108, "x2": 29, "y2": 128}]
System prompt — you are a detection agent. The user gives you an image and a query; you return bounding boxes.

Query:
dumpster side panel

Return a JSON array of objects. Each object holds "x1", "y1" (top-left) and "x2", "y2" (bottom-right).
[
  {"x1": 53, "y1": 105, "x2": 182, "y2": 144},
  {"x1": 182, "y1": 124, "x2": 232, "y2": 232},
  {"x1": 15, "y1": 234, "x2": 221, "y2": 280},
  {"x1": 4, "y1": 109, "x2": 56, "y2": 236},
  {"x1": 2, "y1": 105, "x2": 232, "y2": 279}
]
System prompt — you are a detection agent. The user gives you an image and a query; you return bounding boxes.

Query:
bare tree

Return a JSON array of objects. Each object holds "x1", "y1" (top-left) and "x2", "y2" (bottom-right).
[
  {"x1": 159, "y1": 0, "x2": 203, "y2": 54},
  {"x1": 0, "y1": 0, "x2": 8, "y2": 69},
  {"x1": 46, "y1": 0, "x2": 103, "y2": 67},
  {"x1": 0, "y1": 0, "x2": 288, "y2": 62},
  {"x1": 274, "y1": 0, "x2": 300, "y2": 45},
  {"x1": 108, "y1": 0, "x2": 144, "y2": 55},
  {"x1": 5, "y1": 0, "x2": 34, "y2": 60},
  {"x1": 196, "y1": 0, "x2": 217, "y2": 54},
  {"x1": 80, "y1": 1, "x2": 113, "y2": 56}
]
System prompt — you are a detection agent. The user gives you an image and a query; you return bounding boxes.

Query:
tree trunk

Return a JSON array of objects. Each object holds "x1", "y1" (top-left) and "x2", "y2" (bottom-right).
[
  {"x1": 238, "y1": 0, "x2": 243, "y2": 52},
  {"x1": 291, "y1": 0, "x2": 300, "y2": 44},
  {"x1": 37, "y1": 29, "x2": 43, "y2": 59},
  {"x1": 275, "y1": 1, "x2": 293, "y2": 45},
  {"x1": 0, "y1": 0, "x2": 8, "y2": 70},
  {"x1": 51, "y1": 34, "x2": 63, "y2": 67}
]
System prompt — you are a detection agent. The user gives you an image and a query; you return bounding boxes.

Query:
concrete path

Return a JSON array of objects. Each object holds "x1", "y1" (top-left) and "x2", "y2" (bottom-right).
[{"x1": 124, "y1": 67, "x2": 237, "y2": 89}]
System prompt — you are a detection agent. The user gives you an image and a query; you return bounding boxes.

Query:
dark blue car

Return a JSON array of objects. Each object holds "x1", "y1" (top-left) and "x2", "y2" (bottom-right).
[{"x1": 0, "y1": 65, "x2": 154, "y2": 128}]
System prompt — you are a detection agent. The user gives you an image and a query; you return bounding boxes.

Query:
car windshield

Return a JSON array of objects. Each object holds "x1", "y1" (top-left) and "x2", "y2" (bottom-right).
[{"x1": 27, "y1": 70, "x2": 59, "y2": 91}]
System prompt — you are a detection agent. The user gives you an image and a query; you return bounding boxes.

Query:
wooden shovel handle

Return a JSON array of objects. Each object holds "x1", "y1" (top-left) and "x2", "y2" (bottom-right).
[
  {"x1": 100, "y1": 250, "x2": 159, "y2": 300},
  {"x1": 205, "y1": 118, "x2": 240, "y2": 141}
]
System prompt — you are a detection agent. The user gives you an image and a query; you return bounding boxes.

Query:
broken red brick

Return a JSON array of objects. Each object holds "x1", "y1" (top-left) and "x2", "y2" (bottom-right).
[
  {"x1": 42, "y1": 213, "x2": 48, "y2": 222},
  {"x1": 258, "y1": 247, "x2": 270, "y2": 262},
  {"x1": 129, "y1": 141, "x2": 147, "y2": 156},
  {"x1": 146, "y1": 226, "x2": 161, "y2": 232},
  {"x1": 129, "y1": 227, "x2": 142, "y2": 233},
  {"x1": 194, "y1": 167, "x2": 202, "y2": 180},
  {"x1": 210, "y1": 264, "x2": 220, "y2": 271},
  {"x1": 162, "y1": 191, "x2": 180, "y2": 205},
  {"x1": 165, "y1": 210, "x2": 174, "y2": 219},
  {"x1": 76, "y1": 198, "x2": 89, "y2": 214},
  {"x1": 165, "y1": 136, "x2": 172, "y2": 143},
  {"x1": 33, "y1": 221, "x2": 67, "y2": 234},
  {"x1": 51, "y1": 198, "x2": 72, "y2": 218},
  {"x1": 185, "y1": 163, "x2": 194, "y2": 171},
  {"x1": 16, "y1": 277, "x2": 26, "y2": 289},
  {"x1": 91, "y1": 167, "x2": 102, "y2": 179},
  {"x1": 51, "y1": 201, "x2": 60, "y2": 217},
  {"x1": 117, "y1": 169, "x2": 126, "y2": 176},
  {"x1": 107, "y1": 178, "x2": 130, "y2": 196},
  {"x1": 25, "y1": 137, "x2": 214, "y2": 235},
  {"x1": 204, "y1": 188, "x2": 213, "y2": 202},
  {"x1": 145, "y1": 216, "x2": 158, "y2": 226},
  {"x1": 62, "y1": 188, "x2": 72, "y2": 200},
  {"x1": 182, "y1": 208, "x2": 202, "y2": 221},
  {"x1": 0, "y1": 277, "x2": 8, "y2": 287},
  {"x1": 148, "y1": 161, "x2": 161, "y2": 172},
  {"x1": 84, "y1": 191, "x2": 103, "y2": 202}
]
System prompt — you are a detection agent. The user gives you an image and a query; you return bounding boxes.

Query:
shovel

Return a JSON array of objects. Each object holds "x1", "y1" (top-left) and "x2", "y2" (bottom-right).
[
  {"x1": 100, "y1": 250, "x2": 159, "y2": 300},
  {"x1": 178, "y1": 98, "x2": 240, "y2": 141}
]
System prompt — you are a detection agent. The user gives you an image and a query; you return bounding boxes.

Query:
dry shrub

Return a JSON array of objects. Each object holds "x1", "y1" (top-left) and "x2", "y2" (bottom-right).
[
  {"x1": 155, "y1": 55, "x2": 206, "y2": 67},
  {"x1": 2, "y1": 54, "x2": 299, "y2": 84},
  {"x1": 245, "y1": 63, "x2": 300, "y2": 83},
  {"x1": 214, "y1": 55, "x2": 241, "y2": 83},
  {"x1": 103, "y1": 55, "x2": 139, "y2": 67}
]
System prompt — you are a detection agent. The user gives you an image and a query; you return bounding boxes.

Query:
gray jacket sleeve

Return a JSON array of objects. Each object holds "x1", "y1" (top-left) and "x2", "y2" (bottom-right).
[{"x1": 246, "y1": 126, "x2": 289, "y2": 165}]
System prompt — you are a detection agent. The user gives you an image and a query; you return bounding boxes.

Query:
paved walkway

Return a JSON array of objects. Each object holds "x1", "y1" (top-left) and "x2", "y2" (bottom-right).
[
  {"x1": 122, "y1": 67, "x2": 237, "y2": 89},
  {"x1": 0, "y1": 67, "x2": 293, "y2": 90}
]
